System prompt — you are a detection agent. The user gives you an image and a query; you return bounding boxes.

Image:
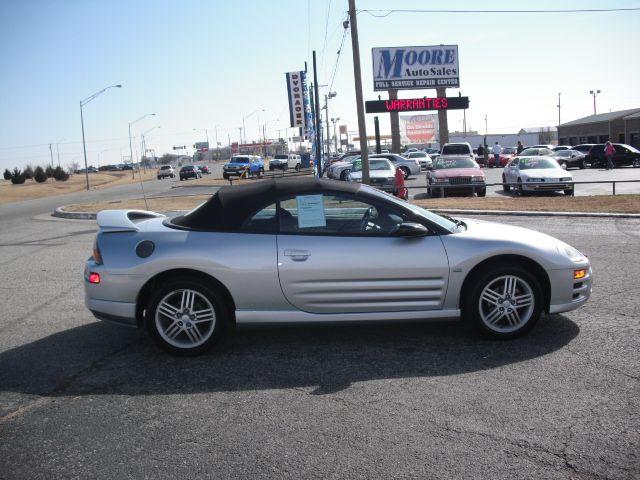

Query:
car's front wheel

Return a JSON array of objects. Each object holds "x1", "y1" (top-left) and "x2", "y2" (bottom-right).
[
  {"x1": 340, "y1": 169, "x2": 350, "y2": 181},
  {"x1": 633, "y1": 158, "x2": 640, "y2": 168},
  {"x1": 399, "y1": 166, "x2": 410, "y2": 179},
  {"x1": 502, "y1": 174, "x2": 510, "y2": 192},
  {"x1": 146, "y1": 278, "x2": 229, "y2": 355},
  {"x1": 464, "y1": 265, "x2": 543, "y2": 339}
]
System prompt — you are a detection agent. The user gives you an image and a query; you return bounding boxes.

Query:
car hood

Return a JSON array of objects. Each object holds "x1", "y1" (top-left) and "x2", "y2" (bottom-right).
[
  {"x1": 431, "y1": 167, "x2": 483, "y2": 177},
  {"x1": 519, "y1": 168, "x2": 570, "y2": 179},
  {"x1": 225, "y1": 162, "x2": 249, "y2": 167}
]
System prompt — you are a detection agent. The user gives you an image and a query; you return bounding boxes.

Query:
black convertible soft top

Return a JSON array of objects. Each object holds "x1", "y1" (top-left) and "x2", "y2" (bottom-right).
[{"x1": 170, "y1": 177, "x2": 360, "y2": 231}]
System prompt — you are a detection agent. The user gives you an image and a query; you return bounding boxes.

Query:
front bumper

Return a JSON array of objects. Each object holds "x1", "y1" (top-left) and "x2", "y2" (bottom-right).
[
  {"x1": 523, "y1": 182, "x2": 571, "y2": 191},
  {"x1": 548, "y1": 265, "x2": 592, "y2": 314}
]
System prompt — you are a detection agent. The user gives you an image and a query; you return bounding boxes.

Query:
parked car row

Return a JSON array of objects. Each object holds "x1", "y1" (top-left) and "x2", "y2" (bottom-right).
[{"x1": 156, "y1": 164, "x2": 212, "y2": 180}]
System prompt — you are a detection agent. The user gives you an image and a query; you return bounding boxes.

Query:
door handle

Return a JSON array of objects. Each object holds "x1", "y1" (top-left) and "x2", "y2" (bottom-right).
[{"x1": 284, "y1": 249, "x2": 310, "y2": 261}]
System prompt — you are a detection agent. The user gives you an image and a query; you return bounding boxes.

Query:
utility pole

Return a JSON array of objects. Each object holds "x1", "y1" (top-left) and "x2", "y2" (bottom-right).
[
  {"x1": 459, "y1": 92, "x2": 467, "y2": 137},
  {"x1": 331, "y1": 117, "x2": 340, "y2": 154},
  {"x1": 389, "y1": 89, "x2": 401, "y2": 153},
  {"x1": 374, "y1": 116, "x2": 381, "y2": 154},
  {"x1": 348, "y1": 0, "x2": 369, "y2": 184},
  {"x1": 49, "y1": 143, "x2": 54, "y2": 169},
  {"x1": 557, "y1": 92, "x2": 562, "y2": 126}
]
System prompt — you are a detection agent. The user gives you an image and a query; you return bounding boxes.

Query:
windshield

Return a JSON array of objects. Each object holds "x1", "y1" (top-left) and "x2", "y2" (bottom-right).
[
  {"x1": 230, "y1": 156, "x2": 250, "y2": 163},
  {"x1": 274, "y1": 154, "x2": 288, "y2": 159},
  {"x1": 363, "y1": 186, "x2": 459, "y2": 233},
  {"x1": 434, "y1": 157, "x2": 478, "y2": 169},
  {"x1": 520, "y1": 148, "x2": 551, "y2": 156},
  {"x1": 352, "y1": 159, "x2": 392, "y2": 172},
  {"x1": 554, "y1": 151, "x2": 571, "y2": 157},
  {"x1": 519, "y1": 158, "x2": 557, "y2": 169},
  {"x1": 442, "y1": 144, "x2": 471, "y2": 155},
  {"x1": 408, "y1": 152, "x2": 427, "y2": 158},
  {"x1": 502, "y1": 147, "x2": 516, "y2": 154}
]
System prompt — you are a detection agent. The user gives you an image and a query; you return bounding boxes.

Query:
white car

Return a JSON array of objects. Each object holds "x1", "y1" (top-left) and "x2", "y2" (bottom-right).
[
  {"x1": 157, "y1": 165, "x2": 175, "y2": 179},
  {"x1": 502, "y1": 157, "x2": 573, "y2": 195},
  {"x1": 406, "y1": 151, "x2": 433, "y2": 170},
  {"x1": 347, "y1": 158, "x2": 397, "y2": 193},
  {"x1": 269, "y1": 154, "x2": 301, "y2": 171}
]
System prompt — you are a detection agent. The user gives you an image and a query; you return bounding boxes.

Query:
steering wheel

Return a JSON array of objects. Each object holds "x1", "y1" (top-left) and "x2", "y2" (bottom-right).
[{"x1": 360, "y1": 206, "x2": 374, "y2": 232}]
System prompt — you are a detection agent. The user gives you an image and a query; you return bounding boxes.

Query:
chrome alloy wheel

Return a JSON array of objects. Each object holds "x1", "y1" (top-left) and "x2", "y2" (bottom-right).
[
  {"x1": 155, "y1": 289, "x2": 216, "y2": 349},
  {"x1": 478, "y1": 275, "x2": 535, "y2": 333}
]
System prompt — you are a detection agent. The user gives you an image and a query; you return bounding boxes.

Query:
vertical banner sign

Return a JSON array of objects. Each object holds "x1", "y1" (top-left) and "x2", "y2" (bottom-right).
[
  {"x1": 301, "y1": 71, "x2": 312, "y2": 139},
  {"x1": 400, "y1": 114, "x2": 439, "y2": 144},
  {"x1": 286, "y1": 71, "x2": 307, "y2": 129}
]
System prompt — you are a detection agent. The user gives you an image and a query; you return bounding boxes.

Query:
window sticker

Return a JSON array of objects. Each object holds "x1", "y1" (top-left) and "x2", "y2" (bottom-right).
[{"x1": 296, "y1": 194, "x2": 326, "y2": 229}]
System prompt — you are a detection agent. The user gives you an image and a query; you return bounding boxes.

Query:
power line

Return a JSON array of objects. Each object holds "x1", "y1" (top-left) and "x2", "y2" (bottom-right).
[
  {"x1": 320, "y1": 0, "x2": 333, "y2": 72},
  {"x1": 328, "y1": 16, "x2": 349, "y2": 91},
  {"x1": 358, "y1": 7, "x2": 640, "y2": 17}
]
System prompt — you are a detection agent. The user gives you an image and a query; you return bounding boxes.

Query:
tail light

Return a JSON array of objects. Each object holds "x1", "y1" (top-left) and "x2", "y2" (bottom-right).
[
  {"x1": 88, "y1": 272, "x2": 101, "y2": 284},
  {"x1": 92, "y1": 237, "x2": 103, "y2": 265}
]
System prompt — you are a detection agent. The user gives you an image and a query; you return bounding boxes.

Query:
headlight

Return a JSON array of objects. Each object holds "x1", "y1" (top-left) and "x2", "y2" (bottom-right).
[
  {"x1": 526, "y1": 178, "x2": 544, "y2": 182},
  {"x1": 471, "y1": 176, "x2": 484, "y2": 182},
  {"x1": 559, "y1": 242, "x2": 585, "y2": 262},
  {"x1": 560, "y1": 177, "x2": 571, "y2": 182}
]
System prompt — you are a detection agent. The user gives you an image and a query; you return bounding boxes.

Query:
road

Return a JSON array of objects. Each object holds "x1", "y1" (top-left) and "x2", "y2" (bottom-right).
[{"x1": 0, "y1": 205, "x2": 638, "y2": 478}]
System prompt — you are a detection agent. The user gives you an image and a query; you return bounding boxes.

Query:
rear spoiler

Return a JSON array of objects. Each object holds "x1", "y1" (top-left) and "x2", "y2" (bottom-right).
[{"x1": 96, "y1": 209, "x2": 165, "y2": 232}]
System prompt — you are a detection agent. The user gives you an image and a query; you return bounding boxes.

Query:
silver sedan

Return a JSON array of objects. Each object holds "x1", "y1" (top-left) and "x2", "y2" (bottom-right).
[{"x1": 84, "y1": 177, "x2": 592, "y2": 355}]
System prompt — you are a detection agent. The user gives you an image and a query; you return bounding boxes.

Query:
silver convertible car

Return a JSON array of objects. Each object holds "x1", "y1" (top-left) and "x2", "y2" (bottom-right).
[{"x1": 85, "y1": 177, "x2": 592, "y2": 355}]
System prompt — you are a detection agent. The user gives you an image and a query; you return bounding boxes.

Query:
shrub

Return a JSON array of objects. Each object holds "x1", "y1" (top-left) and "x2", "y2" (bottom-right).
[
  {"x1": 34, "y1": 166, "x2": 47, "y2": 183},
  {"x1": 53, "y1": 165, "x2": 69, "y2": 181},
  {"x1": 3, "y1": 168, "x2": 11, "y2": 180},
  {"x1": 24, "y1": 165, "x2": 34, "y2": 179},
  {"x1": 10, "y1": 168, "x2": 25, "y2": 184},
  {"x1": 45, "y1": 165, "x2": 54, "y2": 178}
]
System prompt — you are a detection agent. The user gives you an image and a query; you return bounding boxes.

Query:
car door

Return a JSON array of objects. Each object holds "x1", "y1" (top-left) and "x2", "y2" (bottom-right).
[{"x1": 276, "y1": 191, "x2": 450, "y2": 314}]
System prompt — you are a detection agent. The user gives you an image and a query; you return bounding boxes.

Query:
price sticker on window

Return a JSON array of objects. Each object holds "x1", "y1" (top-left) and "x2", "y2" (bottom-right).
[{"x1": 296, "y1": 194, "x2": 326, "y2": 229}]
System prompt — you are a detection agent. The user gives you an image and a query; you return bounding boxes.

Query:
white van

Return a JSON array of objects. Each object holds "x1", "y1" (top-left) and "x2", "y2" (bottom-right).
[{"x1": 269, "y1": 154, "x2": 301, "y2": 171}]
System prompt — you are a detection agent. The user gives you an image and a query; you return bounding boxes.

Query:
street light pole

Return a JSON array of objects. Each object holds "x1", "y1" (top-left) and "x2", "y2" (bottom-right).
[
  {"x1": 557, "y1": 92, "x2": 561, "y2": 126},
  {"x1": 128, "y1": 113, "x2": 156, "y2": 179},
  {"x1": 79, "y1": 84, "x2": 122, "y2": 190},
  {"x1": 589, "y1": 89, "x2": 601, "y2": 115},
  {"x1": 242, "y1": 109, "x2": 265, "y2": 145}
]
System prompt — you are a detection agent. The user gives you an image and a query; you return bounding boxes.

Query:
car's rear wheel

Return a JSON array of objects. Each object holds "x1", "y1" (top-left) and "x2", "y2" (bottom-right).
[
  {"x1": 146, "y1": 278, "x2": 229, "y2": 356},
  {"x1": 633, "y1": 159, "x2": 640, "y2": 168},
  {"x1": 464, "y1": 265, "x2": 543, "y2": 339},
  {"x1": 340, "y1": 169, "x2": 350, "y2": 181}
]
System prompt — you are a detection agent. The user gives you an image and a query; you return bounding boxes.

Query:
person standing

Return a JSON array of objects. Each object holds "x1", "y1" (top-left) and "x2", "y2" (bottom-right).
[
  {"x1": 604, "y1": 141, "x2": 616, "y2": 170},
  {"x1": 492, "y1": 142, "x2": 502, "y2": 166},
  {"x1": 517, "y1": 140, "x2": 524, "y2": 154}
]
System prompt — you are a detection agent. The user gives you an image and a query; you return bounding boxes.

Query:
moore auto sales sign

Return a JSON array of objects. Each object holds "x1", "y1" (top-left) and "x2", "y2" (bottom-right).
[{"x1": 372, "y1": 45, "x2": 460, "y2": 91}]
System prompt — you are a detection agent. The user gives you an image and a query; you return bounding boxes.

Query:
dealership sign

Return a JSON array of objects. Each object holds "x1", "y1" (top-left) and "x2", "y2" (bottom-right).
[
  {"x1": 285, "y1": 71, "x2": 309, "y2": 129},
  {"x1": 372, "y1": 45, "x2": 460, "y2": 91},
  {"x1": 400, "y1": 114, "x2": 439, "y2": 144},
  {"x1": 365, "y1": 96, "x2": 468, "y2": 114}
]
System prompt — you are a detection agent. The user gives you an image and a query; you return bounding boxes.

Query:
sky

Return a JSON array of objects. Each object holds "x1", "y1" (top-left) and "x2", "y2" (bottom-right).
[{"x1": 1, "y1": 0, "x2": 639, "y2": 171}]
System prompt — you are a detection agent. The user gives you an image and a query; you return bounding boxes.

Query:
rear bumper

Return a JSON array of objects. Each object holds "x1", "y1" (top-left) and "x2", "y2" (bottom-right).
[{"x1": 87, "y1": 298, "x2": 137, "y2": 327}]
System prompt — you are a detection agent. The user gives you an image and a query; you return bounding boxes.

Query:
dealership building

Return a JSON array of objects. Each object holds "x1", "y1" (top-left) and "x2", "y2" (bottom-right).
[{"x1": 557, "y1": 108, "x2": 640, "y2": 148}]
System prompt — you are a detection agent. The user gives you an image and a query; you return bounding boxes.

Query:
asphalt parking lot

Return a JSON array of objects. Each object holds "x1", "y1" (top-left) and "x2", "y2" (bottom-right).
[
  {"x1": 0, "y1": 209, "x2": 638, "y2": 479},
  {"x1": 405, "y1": 165, "x2": 640, "y2": 199}
]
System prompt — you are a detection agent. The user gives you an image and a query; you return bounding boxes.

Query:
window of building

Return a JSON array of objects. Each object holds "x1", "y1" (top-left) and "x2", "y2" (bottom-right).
[
  {"x1": 598, "y1": 135, "x2": 609, "y2": 143},
  {"x1": 618, "y1": 133, "x2": 625, "y2": 143}
]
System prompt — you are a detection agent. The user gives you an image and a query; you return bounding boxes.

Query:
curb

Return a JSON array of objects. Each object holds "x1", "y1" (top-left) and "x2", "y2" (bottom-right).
[
  {"x1": 53, "y1": 206, "x2": 97, "y2": 220},
  {"x1": 430, "y1": 208, "x2": 640, "y2": 219}
]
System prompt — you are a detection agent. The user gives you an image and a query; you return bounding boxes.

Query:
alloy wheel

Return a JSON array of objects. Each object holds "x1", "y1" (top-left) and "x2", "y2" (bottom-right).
[
  {"x1": 478, "y1": 275, "x2": 535, "y2": 333},
  {"x1": 155, "y1": 289, "x2": 216, "y2": 349}
]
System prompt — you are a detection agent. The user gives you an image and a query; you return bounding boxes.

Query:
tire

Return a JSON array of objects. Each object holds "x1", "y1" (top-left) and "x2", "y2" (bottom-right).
[
  {"x1": 559, "y1": 161, "x2": 567, "y2": 170},
  {"x1": 564, "y1": 188, "x2": 574, "y2": 196},
  {"x1": 269, "y1": 165, "x2": 274, "y2": 171},
  {"x1": 145, "y1": 277, "x2": 230, "y2": 356},
  {"x1": 502, "y1": 175, "x2": 510, "y2": 192},
  {"x1": 477, "y1": 188, "x2": 486, "y2": 197},
  {"x1": 517, "y1": 178, "x2": 524, "y2": 196},
  {"x1": 180, "y1": 177, "x2": 184, "y2": 181},
  {"x1": 340, "y1": 169, "x2": 351, "y2": 181},
  {"x1": 463, "y1": 264, "x2": 543, "y2": 339},
  {"x1": 579, "y1": 160, "x2": 585, "y2": 170},
  {"x1": 223, "y1": 174, "x2": 229, "y2": 180},
  {"x1": 157, "y1": 176, "x2": 161, "y2": 180},
  {"x1": 295, "y1": 163, "x2": 301, "y2": 172},
  {"x1": 633, "y1": 159, "x2": 640, "y2": 168},
  {"x1": 399, "y1": 166, "x2": 410, "y2": 179}
]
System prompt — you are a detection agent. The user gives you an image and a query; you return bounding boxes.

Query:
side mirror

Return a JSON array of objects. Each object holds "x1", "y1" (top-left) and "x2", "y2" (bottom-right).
[{"x1": 391, "y1": 222, "x2": 429, "y2": 237}]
